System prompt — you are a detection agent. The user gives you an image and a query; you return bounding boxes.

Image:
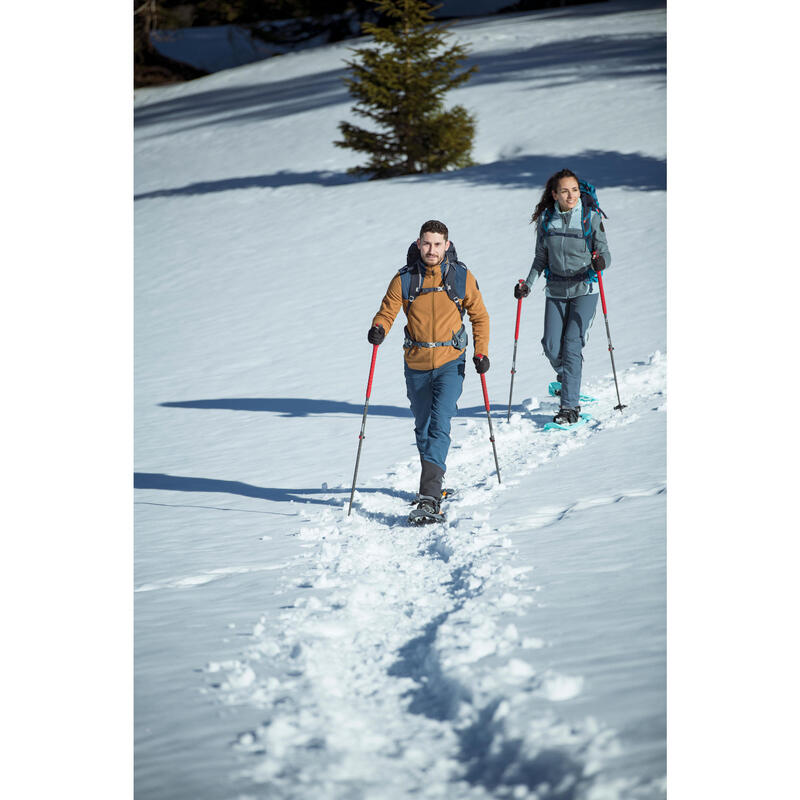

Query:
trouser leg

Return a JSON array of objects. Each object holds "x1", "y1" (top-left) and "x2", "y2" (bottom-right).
[
  {"x1": 406, "y1": 365, "x2": 433, "y2": 462},
  {"x1": 541, "y1": 297, "x2": 568, "y2": 378},
  {"x1": 559, "y1": 294, "x2": 599, "y2": 408},
  {"x1": 426, "y1": 357, "x2": 465, "y2": 473},
  {"x1": 405, "y1": 357, "x2": 465, "y2": 496}
]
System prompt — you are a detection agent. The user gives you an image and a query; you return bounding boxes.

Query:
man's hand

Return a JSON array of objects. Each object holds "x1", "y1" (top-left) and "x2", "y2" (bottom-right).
[
  {"x1": 591, "y1": 252, "x2": 606, "y2": 272},
  {"x1": 367, "y1": 324, "x2": 385, "y2": 345},
  {"x1": 473, "y1": 354, "x2": 490, "y2": 374},
  {"x1": 513, "y1": 281, "x2": 530, "y2": 299}
]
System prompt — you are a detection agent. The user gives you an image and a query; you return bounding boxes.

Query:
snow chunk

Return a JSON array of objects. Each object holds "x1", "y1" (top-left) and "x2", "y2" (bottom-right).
[
  {"x1": 502, "y1": 658, "x2": 536, "y2": 683},
  {"x1": 522, "y1": 636, "x2": 545, "y2": 650},
  {"x1": 539, "y1": 672, "x2": 584, "y2": 701}
]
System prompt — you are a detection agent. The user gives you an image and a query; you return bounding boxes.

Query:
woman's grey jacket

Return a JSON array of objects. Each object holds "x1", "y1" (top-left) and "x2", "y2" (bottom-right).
[{"x1": 525, "y1": 200, "x2": 611, "y2": 299}]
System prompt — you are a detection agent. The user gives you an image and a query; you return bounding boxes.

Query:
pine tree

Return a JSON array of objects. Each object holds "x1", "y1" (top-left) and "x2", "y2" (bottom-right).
[{"x1": 335, "y1": 0, "x2": 478, "y2": 179}]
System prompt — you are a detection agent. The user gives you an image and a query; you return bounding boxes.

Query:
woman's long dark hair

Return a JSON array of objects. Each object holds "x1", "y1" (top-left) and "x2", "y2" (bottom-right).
[{"x1": 530, "y1": 168, "x2": 580, "y2": 224}]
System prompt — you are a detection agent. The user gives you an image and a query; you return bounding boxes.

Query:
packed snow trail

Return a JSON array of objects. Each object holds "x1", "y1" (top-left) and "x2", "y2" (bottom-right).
[{"x1": 204, "y1": 355, "x2": 666, "y2": 799}]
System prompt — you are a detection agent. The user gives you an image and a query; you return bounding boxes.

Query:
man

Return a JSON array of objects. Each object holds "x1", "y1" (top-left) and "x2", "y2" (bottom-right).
[{"x1": 368, "y1": 220, "x2": 490, "y2": 524}]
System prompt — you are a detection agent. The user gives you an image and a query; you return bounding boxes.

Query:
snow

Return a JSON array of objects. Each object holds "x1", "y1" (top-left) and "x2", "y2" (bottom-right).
[
  {"x1": 132, "y1": 2, "x2": 669, "y2": 798},
  {"x1": 6, "y1": 0, "x2": 800, "y2": 796},
  {"x1": 149, "y1": 1, "x2": 515, "y2": 74}
]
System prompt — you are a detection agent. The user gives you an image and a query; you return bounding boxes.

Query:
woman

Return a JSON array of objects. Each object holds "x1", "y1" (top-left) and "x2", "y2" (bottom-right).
[{"x1": 514, "y1": 168, "x2": 611, "y2": 425}]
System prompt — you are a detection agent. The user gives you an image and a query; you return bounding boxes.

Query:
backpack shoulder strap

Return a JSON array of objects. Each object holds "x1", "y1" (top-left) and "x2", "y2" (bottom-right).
[
  {"x1": 580, "y1": 204, "x2": 594, "y2": 252},
  {"x1": 442, "y1": 259, "x2": 468, "y2": 318},
  {"x1": 540, "y1": 207, "x2": 554, "y2": 235},
  {"x1": 399, "y1": 262, "x2": 424, "y2": 303}
]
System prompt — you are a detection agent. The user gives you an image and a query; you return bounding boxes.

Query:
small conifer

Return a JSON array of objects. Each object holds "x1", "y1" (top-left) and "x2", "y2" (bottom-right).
[{"x1": 336, "y1": 0, "x2": 478, "y2": 178}]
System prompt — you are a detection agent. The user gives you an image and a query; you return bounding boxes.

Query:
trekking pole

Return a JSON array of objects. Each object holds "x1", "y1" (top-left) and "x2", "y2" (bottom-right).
[
  {"x1": 596, "y1": 266, "x2": 627, "y2": 413},
  {"x1": 507, "y1": 280, "x2": 525, "y2": 421},
  {"x1": 477, "y1": 357, "x2": 501, "y2": 484},
  {"x1": 347, "y1": 343, "x2": 379, "y2": 515}
]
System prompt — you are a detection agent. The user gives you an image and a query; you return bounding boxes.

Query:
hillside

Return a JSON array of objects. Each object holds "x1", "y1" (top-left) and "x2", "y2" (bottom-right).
[{"x1": 135, "y1": 2, "x2": 667, "y2": 798}]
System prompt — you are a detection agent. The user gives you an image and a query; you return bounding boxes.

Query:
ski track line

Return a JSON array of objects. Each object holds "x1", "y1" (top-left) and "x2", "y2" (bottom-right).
[
  {"x1": 204, "y1": 354, "x2": 666, "y2": 800},
  {"x1": 135, "y1": 563, "x2": 295, "y2": 593},
  {"x1": 505, "y1": 484, "x2": 667, "y2": 535}
]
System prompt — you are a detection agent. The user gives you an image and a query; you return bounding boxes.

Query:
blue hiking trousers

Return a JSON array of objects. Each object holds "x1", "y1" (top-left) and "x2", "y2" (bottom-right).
[
  {"x1": 404, "y1": 355, "x2": 466, "y2": 474},
  {"x1": 541, "y1": 294, "x2": 598, "y2": 408}
]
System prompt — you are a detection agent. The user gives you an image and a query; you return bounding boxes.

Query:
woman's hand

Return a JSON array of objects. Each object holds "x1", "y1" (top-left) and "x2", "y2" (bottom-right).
[{"x1": 513, "y1": 281, "x2": 530, "y2": 299}]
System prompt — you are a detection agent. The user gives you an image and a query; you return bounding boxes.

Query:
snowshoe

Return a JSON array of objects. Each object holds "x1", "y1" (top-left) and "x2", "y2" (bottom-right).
[
  {"x1": 440, "y1": 487, "x2": 457, "y2": 501},
  {"x1": 408, "y1": 495, "x2": 446, "y2": 526},
  {"x1": 548, "y1": 381, "x2": 597, "y2": 403},
  {"x1": 544, "y1": 410, "x2": 592, "y2": 431}
]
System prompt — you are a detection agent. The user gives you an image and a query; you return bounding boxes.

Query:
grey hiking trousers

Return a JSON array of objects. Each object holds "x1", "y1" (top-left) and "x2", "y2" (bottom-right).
[{"x1": 541, "y1": 294, "x2": 598, "y2": 409}]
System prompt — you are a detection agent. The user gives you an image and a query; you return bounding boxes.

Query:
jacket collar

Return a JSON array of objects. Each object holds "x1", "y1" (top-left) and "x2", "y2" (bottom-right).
[{"x1": 556, "y1": 198, "x2": 583, "y2": 218}]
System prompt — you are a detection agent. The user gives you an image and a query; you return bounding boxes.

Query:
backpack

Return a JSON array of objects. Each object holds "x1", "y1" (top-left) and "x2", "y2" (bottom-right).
[{"x1": 399, "y1": 241, "x2": 468, "y2": 317}]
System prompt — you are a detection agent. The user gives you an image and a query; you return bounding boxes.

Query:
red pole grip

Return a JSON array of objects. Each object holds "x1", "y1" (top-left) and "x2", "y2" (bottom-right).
[
  {"x1": 597, "y1": 269, "x2": 608, "y2": 316},
  {"x1": 478, "y1": 366, "x2": 491, "y2": 413},
  {"x1": 365, "y1": 343, "x2": 378, "y2": 399},
  {"x1": 593, "y1": 253, "x2": 609, "y2": 316},
  {"x1": 514, "y1": 280, "x2": 524, "y2": 340}
]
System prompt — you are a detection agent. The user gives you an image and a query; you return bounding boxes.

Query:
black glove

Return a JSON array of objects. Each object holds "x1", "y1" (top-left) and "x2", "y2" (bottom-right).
[
  {"x1": 591, "y1": 252, "x2": 606, "y2": 272},
  {"x1": 367, "y1": 324, "x2": 385, "y2": 345},
  {"x1": 473, "y1": 354, "x2": 490, "y2": 374},
  {"x1": 514, "y1": 281, "x2": 530, "y2": 299}
]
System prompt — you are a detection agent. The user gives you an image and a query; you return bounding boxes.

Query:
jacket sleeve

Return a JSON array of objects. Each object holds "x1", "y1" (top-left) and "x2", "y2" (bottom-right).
[
  {"x1": 463, "y1": 270, "x2": 490, "y2": 358},
  {"x1": 372, "y1": 273, "x2": 404, "y2": 333},
  {"x1": 526, "y1": 220, "x2": 548, "y2": 286},
  {"x1": 592, "y1": 213, "x2": 611, "y2": 269}
]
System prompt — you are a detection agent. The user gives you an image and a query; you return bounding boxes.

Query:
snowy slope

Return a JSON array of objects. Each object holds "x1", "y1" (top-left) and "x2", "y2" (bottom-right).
[
  {"x1": 134, "y1": 2, "x2": 666, "y2": 798},
  {"x1": 149, "y1": 0, "x2": 519, "y2": 74}
]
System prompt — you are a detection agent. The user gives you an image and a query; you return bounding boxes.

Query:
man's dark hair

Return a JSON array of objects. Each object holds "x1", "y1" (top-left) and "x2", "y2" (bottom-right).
[{"x1": 419, "y1": 219, "x2": 449, "y2": 240}]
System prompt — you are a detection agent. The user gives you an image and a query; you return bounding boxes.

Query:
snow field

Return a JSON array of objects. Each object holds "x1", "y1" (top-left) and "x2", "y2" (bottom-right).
[
  {"x1": 201, "y1": 354, "x2": 665, "y2": 799},
  {"x1": 134, "y1": 2, "x2": 666, "y2": 797}
]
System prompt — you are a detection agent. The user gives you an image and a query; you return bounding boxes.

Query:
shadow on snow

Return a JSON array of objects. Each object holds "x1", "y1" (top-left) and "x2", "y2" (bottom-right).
[
  {"x1": 159, "y1": 396, "x2": 497, "y2": 419},
  {"x1": 133, "y1": 471, "x2": 415, "y2": 506},
  {"x1": 134, "y1": 67, "x2": 349, "y2": 133},
  {"x1": 135, "y1": 169, "x2": 361, "y2": 199},
  {"x1": 133, "y1": 23, "x2": 664, "y2": 136},
  {"x1": 135, "y1": 149, "x2": 664, "y2": 199},
  {"x1": 464, "y1": 32, "x2": 665, "y2": 91},
  {"x1": 433, "y1": 150, "x2": 665, "y2": 191}
]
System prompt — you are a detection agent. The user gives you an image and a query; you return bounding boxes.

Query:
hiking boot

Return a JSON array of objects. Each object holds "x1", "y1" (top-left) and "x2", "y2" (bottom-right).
[
  {"x1": 553, "y1": 406, "x2": 580, "y2": 425},
  {"x1": 408, "y1": 495, "x2": 445, "y2": 525},
  {"x1": 417, "y1": 495, "x2": 441, "y2": 514}
]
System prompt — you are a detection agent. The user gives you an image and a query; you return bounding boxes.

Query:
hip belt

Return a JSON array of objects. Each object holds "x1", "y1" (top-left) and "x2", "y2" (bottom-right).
[
  {"x1": 545, "y1": 266, "x2": 597, "y2": 283},
  {"x1": 403, "y1": 324, "x2": 468, "y2": 350}
]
